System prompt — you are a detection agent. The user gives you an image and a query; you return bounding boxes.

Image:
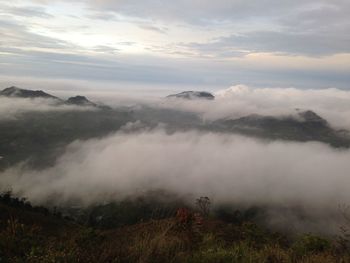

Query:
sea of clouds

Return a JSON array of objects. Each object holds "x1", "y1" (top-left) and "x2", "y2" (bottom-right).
[{"x1": 1, "y1": 84, "x2": 350, "y2": 234}]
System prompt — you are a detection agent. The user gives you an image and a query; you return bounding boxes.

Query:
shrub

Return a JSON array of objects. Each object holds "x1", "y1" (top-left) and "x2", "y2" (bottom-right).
[
  {"x1": 292, "y1": 234, "x2": 331, "y2": 257},
  {"x1": 195, "y1": 197, "x2": 211, "y2": 217}
]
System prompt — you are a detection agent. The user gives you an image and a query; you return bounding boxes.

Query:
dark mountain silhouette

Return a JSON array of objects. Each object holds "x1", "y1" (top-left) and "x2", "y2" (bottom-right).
[
  {"x1": 212, "y1": 110, "x2": 350, "y2": 147},
  {"x1": 0, "y1": 86, "x2": 61, "y2": 100},
  {"x1": 0, "y1": 86, "x2": 110, "y2": 109},
  {"x1": 65, "y1": 95, "x2": 97, "y2": 107},
  {"x1": 167, "y1": 91, "x2": 215, "y2": 100}
]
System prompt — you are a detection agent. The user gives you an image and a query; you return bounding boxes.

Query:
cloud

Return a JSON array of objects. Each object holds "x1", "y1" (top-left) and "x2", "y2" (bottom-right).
[
  {"x1": 1, "y1": 1, "x2": 350, "y2": 87},
  {"x1": 138, "y1": 24, "x2": 168, "y2": 34},
  {"x1": 0, "y1": 96, "x2": 95, "y2": 120},
  {"x1": 1, "y1": 129, "x2": 350, "y2": 233},
  {"x1": 0, "y1": 19, "x2": 73, "y2": 50},
  {"x1": 1, "y1": 80, "x2": 350, "y2": 129},
  {"x1": 2, "y1": 45, "x2": 350, "y2": 89},
  {"x1": 84, "y1": 0, "x2": 346, "y2": 25},
  {"x1": 92, "y1": 45, "x2": 120, "y2": 54},
  {"x1": 18, "y1": 1, "x2": 350, "y2": 57},
  {"x1": 0, "y1": 2, "x2": 349, "y2": 98},
  {"x1": 157, "y1": 85, "x2": 350, "y2": 130},
  {"x1": 184, "y1": 30, "x2": 350, "y2": 57},
  {"x1": 84, "y1": 0, "x2": 350, "y2": 58},
  {"x1": 1, "y1": 84, "x2": 350, "y2": 233},
  {"x1": 0, "y1": 5, "x2": 53, "y2": 18},
  {"x1": 1, "y1": 81, "x2": 350, "y2": 129},
  {"x1": 86, "y1": 11, "x2": 119, "y2": 21},
  {"x1": 0, "y1": 47, "x2": 229, "y2": 85}
]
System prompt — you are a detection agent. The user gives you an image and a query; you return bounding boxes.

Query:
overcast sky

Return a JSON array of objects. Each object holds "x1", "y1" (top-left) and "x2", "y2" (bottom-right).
[{"x1": 0, "y1": 0, "x2": 350, "y2": 90}]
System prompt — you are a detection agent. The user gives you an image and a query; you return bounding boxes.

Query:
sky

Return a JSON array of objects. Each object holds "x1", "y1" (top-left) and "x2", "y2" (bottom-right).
[{"x1": 0, "y1": 0, "x2": 350, "y2": 90}]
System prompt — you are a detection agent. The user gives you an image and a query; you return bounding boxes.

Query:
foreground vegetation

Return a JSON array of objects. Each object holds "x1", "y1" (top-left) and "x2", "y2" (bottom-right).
[{"x1": 0, "y1": 192, "x2": 350, "y2": 262}]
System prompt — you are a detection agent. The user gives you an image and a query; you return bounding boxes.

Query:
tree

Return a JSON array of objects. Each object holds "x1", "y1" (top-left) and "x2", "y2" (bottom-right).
[{"x1": 195, "y1": 197, "x2": 211, "y2": 217}]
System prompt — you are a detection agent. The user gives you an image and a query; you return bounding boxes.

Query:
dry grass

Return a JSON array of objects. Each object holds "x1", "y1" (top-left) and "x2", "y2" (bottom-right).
[{"x1": 1, "y1": 201, "x2": 350, "y2": 263}]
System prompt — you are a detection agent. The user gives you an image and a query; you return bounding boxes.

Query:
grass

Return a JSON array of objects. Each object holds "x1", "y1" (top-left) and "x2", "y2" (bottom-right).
[{"x1": 0, "y1": 196, "x2": 350, "y2": 262}]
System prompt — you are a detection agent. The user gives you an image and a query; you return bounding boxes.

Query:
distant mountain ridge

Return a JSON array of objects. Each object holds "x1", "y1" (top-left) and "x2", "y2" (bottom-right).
[
  {"x1": 0, "y1": 86, "x2": 61, "y2": 100},
  {"x1": 212, "y1": 110, "x2": 350, "y2": 147},
  {"x1": 0, "y1": 86, "x2": 105, "y2": 108},
  {"x1": 167, "y1": 91, "x2": 215, "y2": 100},
  {"x1": 0, "y1": 85, "x2": 350, "y2": 170}
]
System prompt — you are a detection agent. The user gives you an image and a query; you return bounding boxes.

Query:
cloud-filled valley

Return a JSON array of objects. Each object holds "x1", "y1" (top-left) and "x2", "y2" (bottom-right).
[
  {"x1": 153, "y1": 85, "x2": 350, "y2": 130},
  {"x1": 2, "y1": 128, "x2": 350, "y2": 233},
  {"x1": 2, "y1": 1, "x2": 350, "y2": 260},
  {"x1": 1, "y1": 84, "x2": 350, "y2": 234},
  {"x1": 2, "y1": 128, "x2": 349, "y2": 207}
]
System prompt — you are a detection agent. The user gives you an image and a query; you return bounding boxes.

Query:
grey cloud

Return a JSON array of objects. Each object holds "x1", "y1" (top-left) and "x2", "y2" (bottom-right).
[
  {"x1": 280, "y1": 2, "x2": 350, "y2": 31},
  {"x1": 84, "y1": 0, "x2": 311, "y2": 24},
  {"x1": 93, "y1": 45, "x2": 120, "y2": 54},
  {"x1": 84, "y1": 0, "x2": 349, "y2": 28},
  {"x1": 175, "y1": 1, "x2": 350, "y2": 57},
  {"x1": 138, "y1": 24, "x2": 168, "y2": 34},
  {"x1": 13, "y1": 1, "x2": 349, "y2": 58},
  {"x1": 84, "y1": 0, "x2": 350, "y2": 57},
  {"x1": 0, "y1": 4, "x2": 53, "y2": 18},
  {"x1": 0, "y1": 19, "x2": 73, "y2": 50},
  {"x1": 86, "y1": 11, "x2": 119, "y2": 21},
  {"x1": 0, "y1": 10, "x2": 349, "y2": 89},
  {"x1": 35, "y1": 0, "x2": 349, "y2": 28},
  {"x1": 0, "y1": 46, "x2": 217, "y2": 85},
  {"x1": 1, "y1": 46, "x2": 350, "y2": 89},
  {"x1": 9, "y1": 6, "x2": 53, "y2": 18},
  {"x1": 185, "y1": 29, "x2": 350, "y2": 57}
]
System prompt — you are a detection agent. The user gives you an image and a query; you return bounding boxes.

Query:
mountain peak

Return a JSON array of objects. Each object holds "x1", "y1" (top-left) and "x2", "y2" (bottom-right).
[
  {"x1": 296, "y1": 109, "x2": 327, "y2": 124},
  {"x1": 167, "y1": 91, "x2": 215, "y2": 100},
  {"x1": 0, "y1": 86, "x2": 58, "y2": 99},
  {"x1": 66, "y1": 95, "x2": 96, "y2": 106}
]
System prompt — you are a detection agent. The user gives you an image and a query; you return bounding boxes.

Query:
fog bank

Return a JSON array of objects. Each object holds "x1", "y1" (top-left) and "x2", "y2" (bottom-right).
[
  {"x1": 0, "y1": 97, "x2": 95, "y2": 120},
  {"x1": 1, "y1": 129, "x2": 349, "y2": 208},
  {"x1": 160, "y1": 85, "x2": 350, "y2": 129}
]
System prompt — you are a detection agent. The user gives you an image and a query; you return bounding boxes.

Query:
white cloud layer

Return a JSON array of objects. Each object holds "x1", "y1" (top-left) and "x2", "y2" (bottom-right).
[
  {"x1": 1, "y1": 84, "x2": 350, "y2": 233},
  {"x1": 159, "y1": 85, "x2": 350, "y2": 129},
  {"x1": 1, "y1": 129, "x2": 349, "y2": 233}
]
